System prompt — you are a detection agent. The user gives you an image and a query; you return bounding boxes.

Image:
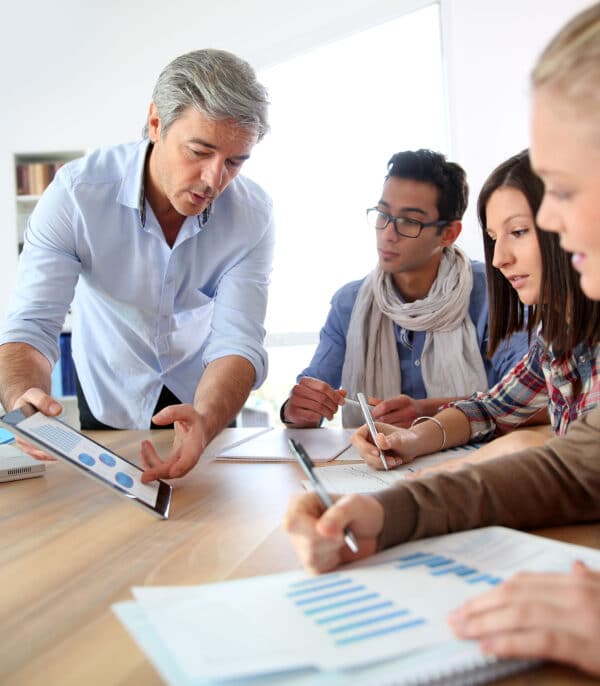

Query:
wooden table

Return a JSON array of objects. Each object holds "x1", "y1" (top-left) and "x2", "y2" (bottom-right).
[{"x1": 0, "y1": 429, "x2": 598, "y2": 685}]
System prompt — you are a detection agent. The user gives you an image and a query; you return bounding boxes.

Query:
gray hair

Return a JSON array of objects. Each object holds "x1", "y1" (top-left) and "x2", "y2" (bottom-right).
[{"x1": 142, "y1": 49, "x2": 270, "y2": 140}]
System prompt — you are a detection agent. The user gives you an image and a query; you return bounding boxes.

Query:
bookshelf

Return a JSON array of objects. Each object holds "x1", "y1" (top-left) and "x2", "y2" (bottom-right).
[
  {"x1": 14, "y1": 151, "x2": 83, "y2": 396},
  {"x1": 14, "y1": 151, "x2": 83, "y2": 253}
]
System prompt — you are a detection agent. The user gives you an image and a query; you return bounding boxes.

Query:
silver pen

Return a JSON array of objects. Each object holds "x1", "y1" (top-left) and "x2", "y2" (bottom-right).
[
  {"x1": 357, "y1": 392, "x2": 388, "y2": 471},
  {"x1": 288, "y1": 438, "x2": 359, "y2": 554}
]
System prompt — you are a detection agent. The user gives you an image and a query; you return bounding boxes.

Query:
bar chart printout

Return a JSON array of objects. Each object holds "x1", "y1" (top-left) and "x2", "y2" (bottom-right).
[{"x1": 128, "y1": 527, "x2": 598, "y2": 682}]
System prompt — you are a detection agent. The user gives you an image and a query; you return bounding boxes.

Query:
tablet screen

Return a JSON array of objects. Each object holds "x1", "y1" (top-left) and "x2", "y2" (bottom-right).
[{"x1": 15, "y1": 412, "x2": 160, "y2": 508}]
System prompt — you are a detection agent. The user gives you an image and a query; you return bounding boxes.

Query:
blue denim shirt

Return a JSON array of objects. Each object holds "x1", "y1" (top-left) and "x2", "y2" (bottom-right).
[
  {"x1": 298, "y1": 261, "x2": 529, "y2": 397},
  {"x1": 0, "y1": 140, "x2": 275, "y2": 428}
]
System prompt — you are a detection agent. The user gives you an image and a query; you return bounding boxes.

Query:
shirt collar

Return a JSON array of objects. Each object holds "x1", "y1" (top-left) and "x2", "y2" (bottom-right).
[{"x1": 118, "y1": 139, "x2": 212, "y2": 230}]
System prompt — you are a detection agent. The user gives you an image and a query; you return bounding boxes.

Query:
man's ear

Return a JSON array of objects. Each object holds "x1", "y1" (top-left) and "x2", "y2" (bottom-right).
[
  {"x1": 147, "y1": 102, "x2": 162, "y2": 142},
  {"x1": 440, "y1": 220, "x2": 462, "y2": 247}
]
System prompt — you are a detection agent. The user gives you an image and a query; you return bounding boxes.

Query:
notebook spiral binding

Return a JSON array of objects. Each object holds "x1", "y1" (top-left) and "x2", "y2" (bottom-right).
[{"x1": 378, "y1": 655, "x2": 540, "y2": 686}]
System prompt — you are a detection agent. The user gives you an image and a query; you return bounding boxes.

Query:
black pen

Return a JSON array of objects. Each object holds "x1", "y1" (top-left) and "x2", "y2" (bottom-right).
[{"x1": 288, "y1": 438, "x2": 359, "y2": 554}]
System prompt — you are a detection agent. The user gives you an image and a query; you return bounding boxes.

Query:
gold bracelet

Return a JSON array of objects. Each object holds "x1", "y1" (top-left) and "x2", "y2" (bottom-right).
[{"x1": 410, "y1": 416, "x2": 447, "y2": 451}]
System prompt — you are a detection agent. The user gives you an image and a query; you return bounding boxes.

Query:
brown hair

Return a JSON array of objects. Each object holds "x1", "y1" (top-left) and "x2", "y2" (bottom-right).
[{"x1": 478, "y1": 150, "x2": 600, "y2": 355}]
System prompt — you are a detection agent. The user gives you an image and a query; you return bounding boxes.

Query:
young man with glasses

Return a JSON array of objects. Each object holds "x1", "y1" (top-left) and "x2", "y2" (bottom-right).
[{"x1": 281, "y1": 149, "x2": 528, "y2": 428}]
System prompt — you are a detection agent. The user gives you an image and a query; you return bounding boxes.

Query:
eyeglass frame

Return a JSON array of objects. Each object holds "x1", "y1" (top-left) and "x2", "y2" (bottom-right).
[{"x1": 366, "y1": 207, "x2": 450, "y2": 238}]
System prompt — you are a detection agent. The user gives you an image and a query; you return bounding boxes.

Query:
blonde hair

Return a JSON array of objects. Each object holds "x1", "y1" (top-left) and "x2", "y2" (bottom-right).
[{"x1": 532, "y1": 3, "x2": 600, "y2": 104}]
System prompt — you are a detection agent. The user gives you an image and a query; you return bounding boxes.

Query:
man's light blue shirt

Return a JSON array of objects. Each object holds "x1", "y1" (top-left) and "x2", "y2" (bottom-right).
[
  {"x1": 0, "y1": 140, "x2": 275, "y2": 428},
  {"x1": 299, "y1": 263, "x2": 529, "y2": 397}
]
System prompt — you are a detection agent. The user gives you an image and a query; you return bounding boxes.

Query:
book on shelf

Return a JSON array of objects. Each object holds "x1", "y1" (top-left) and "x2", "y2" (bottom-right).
[{"x1": 15, "y1": 160, "x2": 67, "y2": 196}]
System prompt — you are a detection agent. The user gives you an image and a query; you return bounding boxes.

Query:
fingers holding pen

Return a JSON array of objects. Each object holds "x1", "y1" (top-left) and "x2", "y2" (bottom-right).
[
  {"x1": 285, "y1": 377, "x2": 346, "y2": 425},
  {"x1": 350, "y1": 423, "x2": 417, "y2": 470}
]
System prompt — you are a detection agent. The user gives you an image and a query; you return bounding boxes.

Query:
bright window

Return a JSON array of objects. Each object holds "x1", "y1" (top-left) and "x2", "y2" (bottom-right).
[{"x1": 242, "y1": 3, "x2": 448, "y2": 424}]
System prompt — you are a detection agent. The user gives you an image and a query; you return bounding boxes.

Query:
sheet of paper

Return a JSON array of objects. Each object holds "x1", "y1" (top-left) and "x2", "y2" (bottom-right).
[
  {"x1": 307, "y1": 444, "x2": 480, "y2": 494},
  {"x1": 216, "y1": 428, "x2": 352, "y2": 462},
  {"x1": 123, "y1": 527, "x2": 600, "y2": 682},
  {"x1": 202, "y1": 427, "x2": 273, "y2": 462},
  {"x1": 113, "y1": 601, "x2": 520, "y2": 686}
]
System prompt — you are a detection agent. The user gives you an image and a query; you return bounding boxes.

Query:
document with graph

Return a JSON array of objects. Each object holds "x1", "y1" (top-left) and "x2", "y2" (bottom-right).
[{"x1": 114, "y1": 526, "x2": 600, "y2": 684}]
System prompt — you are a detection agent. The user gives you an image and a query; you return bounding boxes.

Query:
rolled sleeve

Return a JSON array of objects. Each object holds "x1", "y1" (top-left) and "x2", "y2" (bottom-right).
[
  {"x1": 373, "y1": 406, "x2": 600, "y2": 551},
  {"x1": 298, "y1": 280, "x2": 361, "y2": 386},
  {"x1": 449, "y1": 338, "x2": 548, "y2": 442},
  {"x1": 202, "y1": 213, "x2": 275, "y2": 388}
]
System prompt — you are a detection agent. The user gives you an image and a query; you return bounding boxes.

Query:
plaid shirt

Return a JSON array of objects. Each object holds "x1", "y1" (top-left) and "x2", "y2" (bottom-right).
[{"x1": 451, "y1": 331, "x2": 600, "y2": 441}]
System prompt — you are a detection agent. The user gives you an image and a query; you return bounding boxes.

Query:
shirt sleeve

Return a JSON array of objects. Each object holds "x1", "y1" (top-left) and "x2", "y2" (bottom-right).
[
  {"x1": 202, "y1": 210, "x2": 275, "y2": 389},
  {"x1": 488, "y1": 328, "x2": 531, "y2": 381},
  {"x1": 373, "y1": 405, "x2": 600, "y2": 550},
  {"x1": 448, "y1": 336, "x2": 549, "y2": 442},
  {"x1": 467, "y1": 262, "x2": 531, "y2": 388},
  {"x1": 0, "y1": 170, "x2": 81, "y2": 366},
  {"x1": 296, "y1": 284, "x2": 356, "y2": 387}
]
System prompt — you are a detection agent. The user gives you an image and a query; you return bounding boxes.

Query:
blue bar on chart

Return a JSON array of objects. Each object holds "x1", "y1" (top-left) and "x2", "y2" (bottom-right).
[
  {"x1": 315, "y1": 600, "x2": 394, "y2": 625},
  {"x1": 294, "y1": 584, "x2": 368, "y2": 607},
  {"x1": 334, "y1": 617, "x2": 426, "y2": 646},
  {"x1": 286, "y1": 578, "x2": 353, "y2": 598},
  {"x1": 466, "y1": 573, "x2": 502, "y2": 585},
  {"x1": 394, "y1": 551, "x2": 502, "y2": 586},
  {"x1": 286, "y1": 575, "x2": 427, "y2": 648},
  {"x1": 430, "y1": 564, "x2": 477, "y2": 577},
  {"x1": 396, "y1": 553, "x2": 454, "y2": 570},
  {"x1": 287, "y1": 573, "x2": 342, "y2": 589},
  {"x1": 302, "y1": 593, "x2": 382, "y2": 617}
]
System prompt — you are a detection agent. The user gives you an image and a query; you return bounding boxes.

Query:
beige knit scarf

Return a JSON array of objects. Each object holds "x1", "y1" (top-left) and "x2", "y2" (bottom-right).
[{"x1": 341, "y1": 246, "x2": 488, "y2": 427}]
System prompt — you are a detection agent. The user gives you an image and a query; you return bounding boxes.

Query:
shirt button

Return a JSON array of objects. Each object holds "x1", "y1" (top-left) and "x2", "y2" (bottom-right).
[{"x1": 414, "y1": 359, "x2": 421, "y2": 367}]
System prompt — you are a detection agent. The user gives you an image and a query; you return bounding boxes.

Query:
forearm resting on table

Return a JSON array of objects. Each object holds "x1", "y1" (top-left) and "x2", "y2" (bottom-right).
[
  {"x1": 192, "y1": 355, "x2": 255, "y2": 439},
  {"x1": 412, "y1": 407, "x2": 471, "y2": 455},
  {"x1": 414, "y1": 396, "x2": 467, "y2": 418},
  {"x1": 415, "y1": 425, "x2": 553, "y2": 476},
  {"x1": 0, "y1": 342, "x2": 52, "y2": 410}
]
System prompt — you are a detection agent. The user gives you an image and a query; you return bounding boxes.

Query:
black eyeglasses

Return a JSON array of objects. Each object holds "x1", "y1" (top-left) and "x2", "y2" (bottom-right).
[{"x1": 366, "y1": 208, "x2": 449, "y2": 238}]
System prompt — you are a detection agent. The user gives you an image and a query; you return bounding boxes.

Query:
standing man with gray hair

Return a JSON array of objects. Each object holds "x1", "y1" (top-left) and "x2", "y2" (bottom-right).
[{"x1": 0, "y1": 49, "x2": 274, "y2": 482}]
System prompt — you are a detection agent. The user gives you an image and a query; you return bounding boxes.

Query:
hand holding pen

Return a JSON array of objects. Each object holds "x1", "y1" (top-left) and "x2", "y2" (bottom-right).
[
  {"x1": 288, "y1": 438, "x2": 359, "y2": 553},
  {"x1": 356, "y1": 392, "x2": 389, "y2": 471},
  {"x1": 283, "y1": 377, "x2": 348, "y2": 426}
]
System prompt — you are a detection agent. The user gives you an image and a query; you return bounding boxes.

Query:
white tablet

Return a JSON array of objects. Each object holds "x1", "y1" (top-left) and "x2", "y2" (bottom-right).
[{"x1": 1, "y1": 403, "x2": 172, "y2": 518}]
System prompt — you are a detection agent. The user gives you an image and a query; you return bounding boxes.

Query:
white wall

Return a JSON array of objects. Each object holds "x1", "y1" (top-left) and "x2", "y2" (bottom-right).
[
  {"x1": 0, "y1": 0, "x2": 592, "y2": 318},
  {"x1": 442, "y1": 0, "x2": 592, "y2": 256}
]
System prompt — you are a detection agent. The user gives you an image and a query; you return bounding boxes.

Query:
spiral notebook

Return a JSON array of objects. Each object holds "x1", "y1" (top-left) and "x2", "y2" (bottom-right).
[{"x1": 113, "y1": 526, "x2": 600, "y2": 684}]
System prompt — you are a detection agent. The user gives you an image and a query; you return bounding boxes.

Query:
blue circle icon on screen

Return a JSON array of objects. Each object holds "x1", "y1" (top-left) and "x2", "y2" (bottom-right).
[
  {"x1": 78, "y1": 453, "x2": 96, "y2": 467},
  {"x1": 99, "y1": 453, "x2": 116, "y2": 467},
  {"x1": 115, "y1": 472, "x2": 134, "y2": 489}
]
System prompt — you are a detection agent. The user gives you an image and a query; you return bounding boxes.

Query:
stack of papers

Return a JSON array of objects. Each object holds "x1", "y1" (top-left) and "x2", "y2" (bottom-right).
[
  {"x1": 304, "y1": 444, "x2": 481, "y2": 494},
  {"x1": 113, "y1": 526, "x2": 600, "y2": 685},
  {"x1": 216, "y1": 428, "x2": 353, "y2": 462}
]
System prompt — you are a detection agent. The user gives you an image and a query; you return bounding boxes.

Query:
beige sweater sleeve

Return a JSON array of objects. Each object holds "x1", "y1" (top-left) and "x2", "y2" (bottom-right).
[{"x1": 373, "y1": 406, "x2": 600, "y2": 550}]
